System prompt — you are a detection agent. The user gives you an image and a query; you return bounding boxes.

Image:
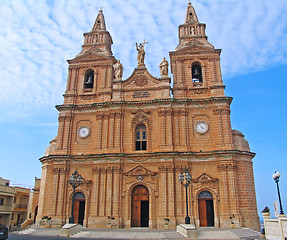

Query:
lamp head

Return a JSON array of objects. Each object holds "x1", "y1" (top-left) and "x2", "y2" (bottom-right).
[
  {"x1": 179, "y1": 173, "x2": 184, "y2": 183},
  {"x1": 273, "y1": 171, "x2": 281, "y2": 179}
]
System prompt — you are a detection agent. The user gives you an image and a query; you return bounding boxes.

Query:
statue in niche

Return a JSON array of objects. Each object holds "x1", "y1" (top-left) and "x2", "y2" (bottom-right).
[
  {"x1": 136, "y1": 40, "x2": 148, "y2": 67},
  {"x1": 159, "y1": 57, "x2": 169, "y2": 77},
  {"x1": 190, "y1": 26, "x2": 195, "y2": 35},
  {"x1": 113, "y1": 60, "x2": 123, "y2": 80},
  {"x1": 93, "y1": 34, "x2": 98, "y2": 43}
]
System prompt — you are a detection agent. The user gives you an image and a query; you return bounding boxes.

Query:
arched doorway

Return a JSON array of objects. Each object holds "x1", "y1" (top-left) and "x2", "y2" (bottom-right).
[
  {"x1": 131, "y1": 185, "x2": 149, "y2": 227},
  {"x1": 73, "y1": 192, "x2": 86, "y2": 225},
  {"x1": 34, "y1": 206, "x2": 38, "y2": 223},
  {"x1": 198, "y1": 190, "x2": 214, "y2": 227}
]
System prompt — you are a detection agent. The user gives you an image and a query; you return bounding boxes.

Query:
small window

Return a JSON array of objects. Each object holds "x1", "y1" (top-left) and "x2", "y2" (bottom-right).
[
  {"x1": 192, "y1": 62, "x2": 203, "y2": 85},
  {"x1": 84, "y1": 70, "x2": 94, "y2": 90},
  {"x1": 198, "y1": 190, "x2": 213, "y2": 199},
  {"x1": 14, "y1": 197, "x2": 17, "y2": 203},
  {"x1": 0, "y1": 198, "x2": 4, "y2": 205},
  {"x1": 135, "y1": 124, "x2": 147, "y2": 151}
]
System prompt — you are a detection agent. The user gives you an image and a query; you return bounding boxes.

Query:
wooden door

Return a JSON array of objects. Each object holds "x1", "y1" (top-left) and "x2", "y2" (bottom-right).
[
  {"x1": 73, "y1": 200, "x2": 80, "y2": 224},
  {"x1": 198, "y1": 199, "x2": 207, "y2": 227},
  {"x1": 131, "y1": 185, "x2": 149, "y2": 227}
]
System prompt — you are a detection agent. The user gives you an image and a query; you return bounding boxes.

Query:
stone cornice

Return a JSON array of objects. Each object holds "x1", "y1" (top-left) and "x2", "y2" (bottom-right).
[
  {"x1": 39, "y1": 149, "x2": 255, "y2": 163},
  {"x1": 55, "y1": 97, "x2": 233, "y2": 112}
]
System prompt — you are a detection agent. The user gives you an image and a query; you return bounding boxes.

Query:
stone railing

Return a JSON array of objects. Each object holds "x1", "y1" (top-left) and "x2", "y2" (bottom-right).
[
  {"x1": 262, "y1": 212, "x2": 287, "y2": 240},
  {"x1": 20, "y1": 219, "x2": 33, "y2": 230}
]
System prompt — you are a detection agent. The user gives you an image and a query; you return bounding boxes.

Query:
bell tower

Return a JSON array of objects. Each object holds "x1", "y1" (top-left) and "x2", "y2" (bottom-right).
[
  {"x1": 170, "y1": 2, "x2": 225, "y2": 99},
  {"x1": 82, "y1": 9, "x2": 113, "y2": 56},
  {"x1": 63, "y1": 9, "x2": 116, "y2": 108}
]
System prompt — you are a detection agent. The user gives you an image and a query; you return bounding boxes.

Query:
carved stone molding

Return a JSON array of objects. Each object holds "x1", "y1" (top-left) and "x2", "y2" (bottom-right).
[
  {"x1": 132, "y1": 109, "x2": 151, "y2": 115},
  {"x1": 159, "y1": 165, "x2": 190, "y2": 173},
  {"x1": 134, "y1": 74, "x2": 148, "y2": 87},
  {"x1": 178, "y1": 110, "x2": 187, "y2": 115},
  {"x1": 92, "y1": 166, "x2": 106, "y2": 173},
  {"x1": 186, "y1": 38, "x2": 204, "y2": 46},
  {"x1": 124, "y1": 165, "x2": 157, "y2": 176},
  {"x1": 217, "y1": 163, "x2": 237, "y2": 172},
  {"x1": 58, "y1": 116, "x2": 71, "y2": 122},
  {"x1": 81, "y1": 95, "x2": 93, "y2": 100},
  {"x1": 213, "y1": 108, "x2": 231, "y2": 116},
  {"x1": 96, "y1": 114, "x2": 103, "y2": 120},
  {"x1": 92, "y1": 166, "x2": 121, "y2": 173},
  {"x1": 52, "y1": 167, "x2": 67, "y2": 173},
  {"x1": 190, "y1": 89, "x2": 208, "y2": 95},
  {"x1": 114, "y1": 112, "x2": 123, "y2": 118},
  {"x1": 109, "y1": 112, "x2": 116, "y2": 118},
  {"x1": 131, "y1": 111, "x2": 150, "y2": 129},
  {"x1": 192, "y1": 173, "x2": 219, "y2": 193},
  {"x1": 158, "y1": 109, "x2": 172, "y2": 117}
]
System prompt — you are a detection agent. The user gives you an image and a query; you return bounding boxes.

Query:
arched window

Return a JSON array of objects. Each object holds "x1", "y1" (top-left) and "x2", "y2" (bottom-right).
[
  {"x1": 84, "y1": 69, "x2": 94, "y2": 89},
  {"x1": 135, "y1": 124, "x2": 147, "y2": 151},
  {"x1": 198, "y1": 190, "x2": 213, "y2": 199},
  {"x1": 192, "y1": 62, "x2": 202, "y2": 85},
  {"x1": 74, "y1": 192, "x2": 85, "y2": 200}
]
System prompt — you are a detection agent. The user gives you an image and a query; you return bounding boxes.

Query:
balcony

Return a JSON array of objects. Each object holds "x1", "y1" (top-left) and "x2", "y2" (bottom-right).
[
  {"x1": 0, "y1": 205, "x2": 12, "y2": 213},
  {"x1": 14, "y1": 204, "x2": 28, "y2": 210}
]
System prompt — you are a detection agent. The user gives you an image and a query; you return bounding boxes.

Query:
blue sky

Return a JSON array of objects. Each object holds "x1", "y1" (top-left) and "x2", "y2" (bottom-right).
[{"x1": 0, "y1": 0, "x2": 287, "y2": 218}]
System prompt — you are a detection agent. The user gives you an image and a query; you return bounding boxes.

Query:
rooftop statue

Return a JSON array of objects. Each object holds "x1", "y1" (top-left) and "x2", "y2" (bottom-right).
[
  {"x1": 113, "y1": 60, "x2": 123, "y2": 80},
  {"x1": 136, "y1": 40, "x2": 148, "y2": 67},
  {"x1": 159, "y1": 57, "x2": 169, "y2": 78}
]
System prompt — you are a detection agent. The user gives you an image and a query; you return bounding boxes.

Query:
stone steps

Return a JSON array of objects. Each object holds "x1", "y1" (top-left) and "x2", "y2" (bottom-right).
[
  {"x1": 197, "y1": 228, "x2": 240, "y2": 239},
  {"x1": 230, "y1": 228, "x2": 261, "y2": 239}
]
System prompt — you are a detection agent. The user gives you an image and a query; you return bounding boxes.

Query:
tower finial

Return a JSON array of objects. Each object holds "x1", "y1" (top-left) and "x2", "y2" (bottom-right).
[{"x1": 92, "y1": 9, "x2": 106, "y2": 31}]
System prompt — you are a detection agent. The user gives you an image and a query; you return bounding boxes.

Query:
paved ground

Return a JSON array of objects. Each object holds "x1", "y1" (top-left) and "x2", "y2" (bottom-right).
[{"x1": 11, "y1": 226, "x2": 261, "y2": 239}]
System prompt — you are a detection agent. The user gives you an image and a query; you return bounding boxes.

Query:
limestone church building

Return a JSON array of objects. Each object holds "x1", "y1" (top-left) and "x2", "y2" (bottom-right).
[{"x1": 33, "y1": 3, "x2": 259, "y2": 231}]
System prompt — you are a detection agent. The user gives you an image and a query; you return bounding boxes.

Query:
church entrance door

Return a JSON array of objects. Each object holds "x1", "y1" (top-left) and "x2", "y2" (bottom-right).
[
  {"x1": 198, "y1": 191, "x2": 214, "y2": 227},
  {"x1": 131, "y1": 185, "x2": 149, "y2": 227},
  {"x1": 73, "y1": 192, "x2": 86, "y2": 225}
]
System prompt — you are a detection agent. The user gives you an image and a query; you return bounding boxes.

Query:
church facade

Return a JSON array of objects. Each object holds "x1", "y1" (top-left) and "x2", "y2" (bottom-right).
[{"x1": 35, "y1": 3, "x2": 259, "y2": 230}]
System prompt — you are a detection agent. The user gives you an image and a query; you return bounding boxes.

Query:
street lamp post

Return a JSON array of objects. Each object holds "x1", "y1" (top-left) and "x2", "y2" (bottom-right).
[
  {"x1": 272, "y1": 171, "x2": 284, "y2": 215},
  {"x1": 68, "y1": 169, "x2": 83, "y2": 224},
  {"x1": 179, "y1": 167, "x2": 192, "y2": 224}
]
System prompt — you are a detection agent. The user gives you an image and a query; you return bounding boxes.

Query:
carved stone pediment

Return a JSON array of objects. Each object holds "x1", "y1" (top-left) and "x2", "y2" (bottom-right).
[
  {"x1": 192, "y1": 173, "x2": 219, "y2": 193},
  {"x1": 131, "y1": 111, "x2": 150, "y2": 129},
  {"x1": 173, "y1": 43, "x2": 220, "y2": 56},
  {"x1": 68, "y1": 47, "x2": 112, "y2": 64},
  {"x1": 124, "y1": 165, "x2": 157, "y2": 176},
  {"x1": 193, "y1": 173, "x2": 218, "y2": 183},
  {"x1": 131, "y1": 109, "x2": 151, "y2": 115},
  {"x1": 122, "y1": 68, "x2": 161, "y2": 89}
]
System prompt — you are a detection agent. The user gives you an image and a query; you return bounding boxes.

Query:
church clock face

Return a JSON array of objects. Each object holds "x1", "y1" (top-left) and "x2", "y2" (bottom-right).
[
  {"x1": 78, "y1": 126, "x2": 91, "y2": 138},
  {"x1": 194, "y1": 121, "x2": 209, "y2": 134}
]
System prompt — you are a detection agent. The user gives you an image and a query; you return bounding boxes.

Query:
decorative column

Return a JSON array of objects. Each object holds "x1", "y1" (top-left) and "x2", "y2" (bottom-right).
[
  {"x1": 158, "y1": 110, "x2": 166, "y2": 146},
  {"x1": 166, "y1": 110, "x2": 173, "y2": 147},
  {"x1": 167, "y1": 166, "x2": 175, "y2": 218},
  {"x1": 179, "y1": 111, "x2": 187, "y2": 147},
  {"x1": 52, "y1": 168, "x2": 60, "y2": 216},
  {"x1": 99, "y1": 167, "x2": 107, "y2": 216},
  {"x1": 106, "y1": 167, "x2": 113, "y2": 217},
  {"x1": 96, "y1": 114, "x2": 103, "y2": 149},
  {"x1": 109, "y1": 113, "x2": 115, "y2": 149},
  {"x1": 217, "y1": 162, "x2": 239, "y2": 227},
  {"x1": 158, "y1": 166, "x2": 167, "y2": 218},
  {"x1": 173, "y1": 111, "x2": 180, "y2": 146},
  {"x1": 102, "y1": 114, "x2": 108, "y2": 149},
  {"x1": 113, "y1": 167, "x2": 121, "y2": 217},
  {"x1": 114, "y1": 113, "x2": 121, "y2": 149},
  {"x1": 92, "y1": 167, "x2": 101, "y2": 217}
]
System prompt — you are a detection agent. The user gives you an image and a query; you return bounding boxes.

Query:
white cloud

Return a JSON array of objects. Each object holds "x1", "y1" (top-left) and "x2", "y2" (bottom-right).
[{"x1": 0, "y1": 0, "x2": 286, "y2": 123}]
